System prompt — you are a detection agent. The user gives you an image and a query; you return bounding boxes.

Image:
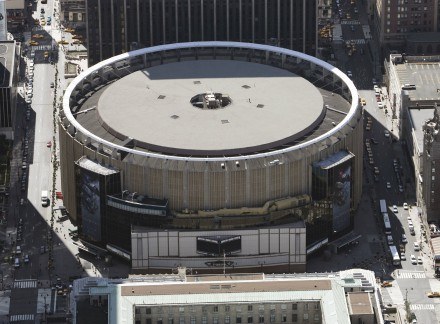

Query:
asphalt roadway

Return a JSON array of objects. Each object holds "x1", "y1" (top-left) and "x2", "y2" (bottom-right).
[{"x1": 309, "y1": 1, "x2": 440, "y2": 322}]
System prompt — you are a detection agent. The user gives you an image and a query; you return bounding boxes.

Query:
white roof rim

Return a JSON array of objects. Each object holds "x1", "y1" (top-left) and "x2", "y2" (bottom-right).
[{"x1": 62, "y1": 41, "x2": 359, "y2": 162}]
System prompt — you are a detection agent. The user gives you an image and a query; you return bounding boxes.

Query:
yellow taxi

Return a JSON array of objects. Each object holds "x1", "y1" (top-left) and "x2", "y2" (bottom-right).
[
  {"x1": 32, "y1": 34, "x2": 44, "y2": 39},
  {"x1": 58, "y1": 40, "x2": 69, "y2": 45},
  {"x1": 360, "y1": 98, "x2": 366, "y2": 106},
  {"x1": 29, "y1": 40, "x2": 39, "y2": 46},
  {"x1": 40, "y1": 19, "x2": 46, "y2": 26},
  {"x1": 72, "y1": 40, "x2": 83, "y2": 45},
  {"x1": 64, "y1": 28, "x2": 75, "y2": 33},
  {"x1": 44, "y1": 51, "x2": 49, "y2": 59},
  {"x1": 427, "y1": 291, "x2": 440, "y2": 298},
  {"x1": 72, "y1": 35, "x2": 83, "y2": 40}
]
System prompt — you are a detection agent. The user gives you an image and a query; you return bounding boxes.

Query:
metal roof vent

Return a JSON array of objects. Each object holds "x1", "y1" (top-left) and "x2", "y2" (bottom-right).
[
  {"x1": 257, "y1": 104, "x2": 264, "y2": 108},
  {"x1": 158, "y1": 95, "x2": 166, "y2": 99},
  {"x1": 170, "y1": 115, "x2": 179, "y2": 119},
  {"x1": 193, "y1": 81, "x2": 201, "y2": 84},
  {"x1": 221, "y1": 119, "x2": 230, "y2": 124},
  {"x1": 242, "y1": 85, "x2": 251, "y2": 89}
]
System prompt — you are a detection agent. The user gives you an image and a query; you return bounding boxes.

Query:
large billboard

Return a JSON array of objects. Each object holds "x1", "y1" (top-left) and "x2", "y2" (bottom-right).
[
  {"x1": 312, "y1": 151, "x2": 353, "y2": 237},
  {"x1": 79, "y1": 169, "x2": 102, "y2": 241},
  {"x1": 331, "y1": 160, "x2": 351, "y2": 232}
]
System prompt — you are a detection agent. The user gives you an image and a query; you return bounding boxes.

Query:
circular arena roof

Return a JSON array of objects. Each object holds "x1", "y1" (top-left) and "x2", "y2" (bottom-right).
[
  {"x1": 97, "y1": 60, "x2": 324, "y2": 155},
  {"x1": 63, "y1": 42, "x2": 358, "y2": 162}
]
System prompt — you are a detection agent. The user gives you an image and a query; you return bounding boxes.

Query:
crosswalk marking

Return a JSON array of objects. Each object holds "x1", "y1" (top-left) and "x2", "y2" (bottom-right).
[
  {"x1": 13, "y1": 279, "x2": 38, "y2": 289},
  {"x1": 10, "y1": 314, "x2": 35, "y2": 321},
  {"x1": 341, "y1": 20, "x2": 361, "y2": 25},
  {"x1": 410, "y1": 304, "x2": 435, "y2": 311},
  {"x1": 346, "y1": 39, "x2": 366, "y2": 44},
  {"x1": 396, "y1": 271, "x2": 426, "y2": 279},
  {"x1": 29, "y1": 44, "x2": 56, "y2": 51}
]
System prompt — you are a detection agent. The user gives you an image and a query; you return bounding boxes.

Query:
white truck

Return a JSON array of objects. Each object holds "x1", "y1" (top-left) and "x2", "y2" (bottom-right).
[{"x1": 41, "y1": 190, "x2": 49, "y2": 207}]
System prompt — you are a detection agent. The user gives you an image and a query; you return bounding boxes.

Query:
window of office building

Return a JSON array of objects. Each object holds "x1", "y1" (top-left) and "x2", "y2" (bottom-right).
[
  {"x1": 225, "y1": 316, "x2": 231, "y2": 324},
  {"x1": 236, "y1": 315, "x2": 242, "y2": 323},
  {"x1": 248, "y1": 305, "x2": 253, "y2": 311},
  {"x1": 258, "y1": 315, "x2": 264, "y2": 323},
  {"x1": 292, "y1": 303, "x2": 298, "y2": 311},
  {"x1": 282, "y1": 314, "x2": 287, "y2": 322},
  {"x1": 247, "y1": 315, "x2": 253, "y2": 323},
  {"x1": 292, "y1": 314, "x2": 298, "y2": 322}
]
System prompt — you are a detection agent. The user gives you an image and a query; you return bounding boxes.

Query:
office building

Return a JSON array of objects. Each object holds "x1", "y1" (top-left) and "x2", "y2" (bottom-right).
[
  {"x1": 85, "y1": 0, "x2": 317, "y2": 66},
  {"x1": 71, "y1": 268, "x2": 383, "y2": 324},
  {"x1": 374, "y1": 0, "x2": 439, "y2": 48}
]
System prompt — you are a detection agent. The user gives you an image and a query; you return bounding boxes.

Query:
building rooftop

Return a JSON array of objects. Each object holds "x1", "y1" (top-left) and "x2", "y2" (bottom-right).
[
  {"x1": 408, "y1": 107, "x2": 435, "y2": 154},
  {"x1": 76, "y1": 156, "x2": 119, "y2": 175},
  {"x1": 347, "y1": 292, "x2": 374, "y2": 315},
  {"x1": 0, "y1": 41, "x2": 16, "y2": 88},
  {"x1": 75, "y1": 60, "x2": 351, "y2": 158},
  {"x1": 72, "y1": 269, "x2": 382, "y2": 324},
  {"x1": 394, "y1": 61, "x2": 440, "y2": 101}
]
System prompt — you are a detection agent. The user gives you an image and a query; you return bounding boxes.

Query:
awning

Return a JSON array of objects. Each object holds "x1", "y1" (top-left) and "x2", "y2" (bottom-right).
[{"x1": 314, "y1": 150, "x2": 355, "y2": 170}]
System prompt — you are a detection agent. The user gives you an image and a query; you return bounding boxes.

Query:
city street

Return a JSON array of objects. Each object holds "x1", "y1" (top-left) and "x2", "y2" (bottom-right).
[{"x1": 309, "y1": 1, "x2": 440, "y2": 323}]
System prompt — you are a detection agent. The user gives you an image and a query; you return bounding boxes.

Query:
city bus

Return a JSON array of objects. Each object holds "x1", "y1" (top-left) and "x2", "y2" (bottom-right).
[
  {"x1": 383, "y1": 213, "x2": 392, "y2": 235},
  {"x1": 379, "y1": 199, "x2": 387, "y2": 214},
  {"x1": 389, "y1": 245, "x2": 401, "y2": 266}
]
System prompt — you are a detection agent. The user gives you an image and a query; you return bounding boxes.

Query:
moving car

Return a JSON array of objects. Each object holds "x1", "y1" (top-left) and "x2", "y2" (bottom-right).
[
  {"x1": 427, "y1": 291, "x2": 440, "y2": 298},
  {"x1": 417, "y1": 256, "x2": 423, "y2": 264},
  {"x1": 384, "y1": 130, "x2": 390, "y2": 137},
  {"x1": 413, "y1": 242, "x2": 420, "y2": 251},
  {"x1": 400, "y1": 253, "x2": 406, "y2": 260},
  {"x1": 386, "y1": 182, "x2": 391, "y2": 189},
  {"x1": 410, "y1": 254, "x2": 417, "y2": 264},
  {"x1": 392, "y1": 205, "x2": 398, "y2": 213},
  {"x1": 402, "y1": 234, "x2": 407, "y2": 243},
  {"x1": 381, "y1": 281, "x2": 392, "y2": 288},
  {"x1": 403, "y1": 202, "x2": 408, "y2": 210}
]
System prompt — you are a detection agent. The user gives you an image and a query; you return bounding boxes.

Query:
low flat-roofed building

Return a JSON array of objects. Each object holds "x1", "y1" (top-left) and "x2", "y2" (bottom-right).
[{"x1": 71, "y1": 268, "x2": 384, "y2": 324}]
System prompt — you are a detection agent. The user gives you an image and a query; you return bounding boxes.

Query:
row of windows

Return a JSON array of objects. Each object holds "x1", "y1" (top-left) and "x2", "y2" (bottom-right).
[
  {"x1": 136, "y1": 303, "x2": 319, "y2": 315},
  {"x1": 136, "y1": 312, "x2": 320, "y2": 324}
]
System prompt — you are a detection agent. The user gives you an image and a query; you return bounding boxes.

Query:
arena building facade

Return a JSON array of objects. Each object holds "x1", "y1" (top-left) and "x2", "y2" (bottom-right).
[{"x1": 59, "y1": 42, "x2": 363, "y2": 273}]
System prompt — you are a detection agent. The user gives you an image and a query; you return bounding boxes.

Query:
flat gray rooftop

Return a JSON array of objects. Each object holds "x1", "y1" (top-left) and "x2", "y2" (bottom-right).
[
  {"x1": 409, "y1": 107, "x2": 435, "y2": 153},
  {"x1": 395, "y1": 62, "x2": 440, "y2": 101},
  {"x1": 0, "y1": 41, "x2": 16, "y2": 88},
  {"x1": 96, "y1": 60, "x2": 323, "y2": 155},
  {"x1": 75, "y1": 60, "x2": 351, "y2": 157}
]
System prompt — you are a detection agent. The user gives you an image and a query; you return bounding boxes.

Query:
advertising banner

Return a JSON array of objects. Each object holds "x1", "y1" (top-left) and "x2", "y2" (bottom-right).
[{"x1": 80, "y1": 169, "x2": 102, "y2": 241}]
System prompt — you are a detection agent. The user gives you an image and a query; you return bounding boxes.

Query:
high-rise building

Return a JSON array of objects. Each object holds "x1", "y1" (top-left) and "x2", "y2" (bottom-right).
[
  {"x1": 0, "y1": 40, "x2": 20, "y2": 139},
  {"x1": 423, "y1": 104, "x2": 440, "y2": 222},
  {"x1": 374, "y1": 0, "x2": 439, "y2": 48},
  {"x1": 85, "y1": 0, "x2": 317, "y2": 66}
]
